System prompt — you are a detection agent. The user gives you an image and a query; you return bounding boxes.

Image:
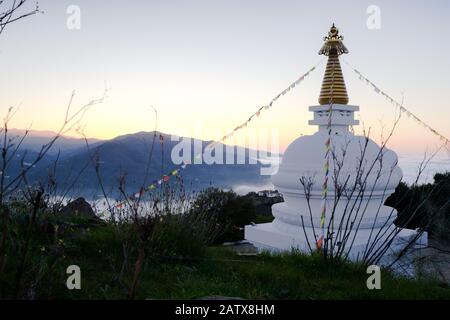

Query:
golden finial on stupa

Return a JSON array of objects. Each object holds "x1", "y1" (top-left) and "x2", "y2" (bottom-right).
[{"x1": 318, "y1": 24, "x2": 349, "y2": 105}]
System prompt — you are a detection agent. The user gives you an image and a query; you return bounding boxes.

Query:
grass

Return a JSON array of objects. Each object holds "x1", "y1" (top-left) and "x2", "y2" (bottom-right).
[
  {"x1": 1, "y1": 213, "x2": 449, "y2": 300},
  {"x1": 60, "y1": 246, "x2": 450, "y2": 300},
  {"x1": 131, "y1": 250, "x2": 450, "y2": 300},
  {"x1": 253, "y1": 214, "x2": 275, "y2": 224}
]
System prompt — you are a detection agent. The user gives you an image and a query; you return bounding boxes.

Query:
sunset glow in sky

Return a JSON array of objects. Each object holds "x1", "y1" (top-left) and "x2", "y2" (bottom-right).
[{"x1": 1, "y1": 0, "x2": 450, "y2": 154}]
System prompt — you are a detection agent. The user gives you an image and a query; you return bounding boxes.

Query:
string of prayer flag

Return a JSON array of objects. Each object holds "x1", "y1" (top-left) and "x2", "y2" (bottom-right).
[
  {"x1": 345, "y1": 61, "x2": 450, "y2": 150},
  {"x1": 206, "y1": 62, "x2": 323, "y2": 150}
]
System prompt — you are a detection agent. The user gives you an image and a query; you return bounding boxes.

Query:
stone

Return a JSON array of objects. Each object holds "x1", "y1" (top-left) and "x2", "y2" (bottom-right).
[
  {"x1": 60, "y1": 198, "x2": 98, "y2": 221},
  {"x1": 223, "y1": 241, "x2": 258, "y2": 255}
]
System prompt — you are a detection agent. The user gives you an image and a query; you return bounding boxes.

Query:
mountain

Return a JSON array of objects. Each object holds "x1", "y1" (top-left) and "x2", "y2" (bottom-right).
[
  {"x1": 7, "y1": 128, "x2": 101, "y2": 155},
  {"x1": 16, "y1": 131, "x2": 272, "y2": 197}
]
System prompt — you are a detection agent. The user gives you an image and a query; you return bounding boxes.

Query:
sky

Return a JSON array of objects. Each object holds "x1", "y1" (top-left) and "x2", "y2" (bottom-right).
[{"x1": 1, "y1": 0, "x2": 450, "y2": 154}]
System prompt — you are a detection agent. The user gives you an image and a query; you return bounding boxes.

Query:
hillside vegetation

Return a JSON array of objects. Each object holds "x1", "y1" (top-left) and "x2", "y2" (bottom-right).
[{"x1": 0, "y1": 182, "x2": 449, "y2": 299}]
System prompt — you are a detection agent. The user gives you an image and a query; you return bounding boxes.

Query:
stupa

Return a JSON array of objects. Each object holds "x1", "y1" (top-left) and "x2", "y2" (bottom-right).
[{"x1": 245, "y1": 25, "x2": 427, "y2": 262}]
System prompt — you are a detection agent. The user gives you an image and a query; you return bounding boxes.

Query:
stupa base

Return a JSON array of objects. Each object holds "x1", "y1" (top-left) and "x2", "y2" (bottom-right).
[{"x1": 244, "y1": 222, "x2": 427, "y2": 264}]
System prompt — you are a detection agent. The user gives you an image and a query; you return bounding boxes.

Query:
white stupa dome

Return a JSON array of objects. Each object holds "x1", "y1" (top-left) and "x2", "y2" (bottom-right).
[{"x1": 272, "y1": 126, "x2": 402, "y2": 197}]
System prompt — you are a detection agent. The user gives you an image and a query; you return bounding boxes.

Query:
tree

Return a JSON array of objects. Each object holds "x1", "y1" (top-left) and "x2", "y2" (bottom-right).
[
  {"x1": 0, "y1": 0, "x2": 41, "y2": 36},
  {"x1": 386, "y1": 172, "x2": 450, "y2": 240}
]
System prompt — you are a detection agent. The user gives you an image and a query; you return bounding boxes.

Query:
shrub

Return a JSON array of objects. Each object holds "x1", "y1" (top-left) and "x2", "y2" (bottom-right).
[
  {"x1": 386, "y1": 172, "x2": 450, "y2": 240},
  {"x1": 190, "y1": 188, "x2": 256, "y2": 244}
]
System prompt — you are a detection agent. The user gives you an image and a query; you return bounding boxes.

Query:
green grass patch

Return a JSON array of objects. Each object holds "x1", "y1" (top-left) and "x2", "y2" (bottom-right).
[{"x1": 1, "y1": 217, "x2": 449, "y2": 300}]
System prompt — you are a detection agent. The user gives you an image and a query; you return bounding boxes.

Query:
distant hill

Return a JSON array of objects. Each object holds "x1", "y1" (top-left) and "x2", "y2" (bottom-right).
[
  {"x1": 10, "y1": 131, "x2": 272, "y2": 197},
  {"x1": 7, "y1": 128, "x2": 101, "y2": 155}
]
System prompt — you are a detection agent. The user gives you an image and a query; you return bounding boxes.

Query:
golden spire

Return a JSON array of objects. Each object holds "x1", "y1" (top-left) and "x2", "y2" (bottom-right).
[{"x1": 318, "y1": 24, "x2": 349, "y2": 105}]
